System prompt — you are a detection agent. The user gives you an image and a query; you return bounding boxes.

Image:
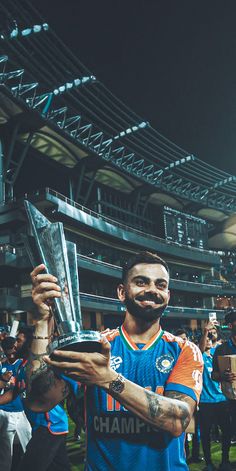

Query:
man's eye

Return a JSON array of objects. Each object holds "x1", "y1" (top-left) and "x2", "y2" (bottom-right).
[
  {"x1": 158, "y1": 283, "x2": 167, "y2": 290},
  {"x1": 136, "y1": 280, "x2": 145, "y2": 286}
]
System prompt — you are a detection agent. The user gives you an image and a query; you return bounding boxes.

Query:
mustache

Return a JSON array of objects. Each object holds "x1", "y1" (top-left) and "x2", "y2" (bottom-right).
[{"x1": 135, "y1": 293, "x2": 164, "y2": 304}]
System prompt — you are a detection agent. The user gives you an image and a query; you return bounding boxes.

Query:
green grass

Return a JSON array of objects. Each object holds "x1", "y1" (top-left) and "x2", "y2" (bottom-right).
[
  {"x1": 188, "y1": 441, "x2": 236, "y2": 471},
  {"x1": 66, "y1": 418, "x2": 236, "y2": 470}
]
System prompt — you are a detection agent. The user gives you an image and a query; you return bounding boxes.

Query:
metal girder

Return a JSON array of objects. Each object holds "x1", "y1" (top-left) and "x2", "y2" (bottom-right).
[
  {"x1": 213, "y1": 175, "x2": 236, "y2": 189},
  {"x1": 11, "y1": 82, "x2": 38, "y2": 98},
  {"x1": 2, "y1": 59, "x2": 236, "y2": 213}
]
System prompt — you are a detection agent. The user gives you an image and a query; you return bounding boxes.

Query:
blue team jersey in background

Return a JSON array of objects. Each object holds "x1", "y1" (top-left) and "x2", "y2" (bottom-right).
[
  {"x1": 17, "y1": 362, "x2": 79, "y2": 434},
  {"x1": 0, "y1": 359, "x2": 24, "y2": 412},
  {"x1": 200, "y1": 352, "x2": 226, "y2": 404},
  {"x1": 85, "y1": 326, "x2": 203, "y2": 471}
]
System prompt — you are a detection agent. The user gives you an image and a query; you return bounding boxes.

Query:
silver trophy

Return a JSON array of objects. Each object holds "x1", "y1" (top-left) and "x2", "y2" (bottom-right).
[{"x1": 24, "y1": 200, "x2": 102, "y2": 355}]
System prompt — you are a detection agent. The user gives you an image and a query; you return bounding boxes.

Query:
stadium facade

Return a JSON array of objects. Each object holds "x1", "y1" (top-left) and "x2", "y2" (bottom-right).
[{"x1": 0, "y1": 0, "x2": 236, "y2": 333}]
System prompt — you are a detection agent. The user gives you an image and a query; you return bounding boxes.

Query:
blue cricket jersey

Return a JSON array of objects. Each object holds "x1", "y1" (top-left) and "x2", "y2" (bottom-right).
[
  {"x1": 200, "y1": 352, "x2": 226, "y2": 404},
  {"x1": 0, "y1": 359, "x2": 24, "y2": 412},
  {"x1": 85, "y1": 326, "x2": 203, "y2": 471},
  {"x1": 17, "y1": 362, "x2": 80, "y2": 434}
]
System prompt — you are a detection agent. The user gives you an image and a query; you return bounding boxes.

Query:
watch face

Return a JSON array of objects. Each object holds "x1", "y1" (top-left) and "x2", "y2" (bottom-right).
[{"x1": 110, "y1": 375, "x2": 125, "y2": 393}]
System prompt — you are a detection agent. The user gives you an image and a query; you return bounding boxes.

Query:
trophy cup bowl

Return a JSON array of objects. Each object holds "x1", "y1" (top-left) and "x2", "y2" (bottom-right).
[{"x1": 24, "y1": 200, "x2": 102, "y2": 358}]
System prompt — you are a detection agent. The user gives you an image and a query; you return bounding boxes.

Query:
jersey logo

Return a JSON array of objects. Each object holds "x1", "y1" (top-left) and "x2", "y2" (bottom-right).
[
  {"x1": 110, "y1": 355, "x2": 123, "y2": 371},
  {"x1": 156, "y1": 354, "x2": 174, "y2": 373}
]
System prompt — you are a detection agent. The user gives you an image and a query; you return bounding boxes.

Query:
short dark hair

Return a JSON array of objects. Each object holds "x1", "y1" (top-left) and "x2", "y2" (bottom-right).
[
  {"x1": 17, "y1": 325, "x2": 35, "y2": 339},
  {"x1": 1, "y1": 336, "x2": 16, "y2": 352},
  {"x1": 225, "y1": 308, "x2": 236, "y2": 325},
  {"x1": 122, "y1": 251, "x2": 169, "y2": 283},
  {"x1": 174, "y1": 328, "x2": 188, "y2": 337}
]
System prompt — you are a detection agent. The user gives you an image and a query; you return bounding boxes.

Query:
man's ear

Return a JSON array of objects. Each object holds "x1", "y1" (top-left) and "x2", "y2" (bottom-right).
[{"x1": 117, "y1": 283, "x2": 126, "y2": 302}]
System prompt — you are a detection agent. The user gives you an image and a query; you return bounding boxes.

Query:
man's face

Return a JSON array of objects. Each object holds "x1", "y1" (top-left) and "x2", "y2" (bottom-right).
[
  {"x1": 208, "y1": 327, "x2": 218, "y2": 342},
  {"x1": 14, "y1": 333, "x2": 26, "y2": 355},
  {"x1": 179, "y1": 333, "x2": 188, "y2": 341},
  {"x1": 5, "y1": 346, "x2": 16, "y2": 363},
  {"x1": 118, "y1": 263, "x2": 170, "y2": 322}
]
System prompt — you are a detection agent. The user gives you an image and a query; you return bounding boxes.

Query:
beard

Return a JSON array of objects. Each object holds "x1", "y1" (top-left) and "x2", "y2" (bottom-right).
[{"x1": 124, "y1": 293, "x2": 167, "y2": 321}]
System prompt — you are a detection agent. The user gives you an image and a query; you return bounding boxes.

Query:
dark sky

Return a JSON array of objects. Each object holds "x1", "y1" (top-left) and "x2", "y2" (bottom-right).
[{"x1": 32, "y1": 0, "x2": 236, "y2": 175}]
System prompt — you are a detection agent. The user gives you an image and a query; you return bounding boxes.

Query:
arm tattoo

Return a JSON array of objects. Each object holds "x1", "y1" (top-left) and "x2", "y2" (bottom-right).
[
  {"x1": 145, "y1": 390, "x2": 192, "y2": 434},
  {"x1": 25, "y1": 352, "x2": 48, "y2": 393},
  {"x1": 25, "y1": 352, "x2": 70, "y2": 406}
]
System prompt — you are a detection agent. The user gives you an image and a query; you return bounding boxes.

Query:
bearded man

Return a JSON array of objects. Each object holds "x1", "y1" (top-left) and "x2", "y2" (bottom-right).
[{"x1": 28, "y1": 251, "x2": 203, "y2": 471}]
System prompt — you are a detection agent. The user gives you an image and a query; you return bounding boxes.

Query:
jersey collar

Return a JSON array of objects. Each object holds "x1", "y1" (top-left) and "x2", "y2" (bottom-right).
[{"x1": 119, "y1": 324, "x2": 163, "y2": 351}]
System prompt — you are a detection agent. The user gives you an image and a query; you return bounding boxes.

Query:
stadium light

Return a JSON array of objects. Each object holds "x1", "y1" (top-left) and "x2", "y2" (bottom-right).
[
  {"x1": 53, "y1": 76, "x2": 96, "y2": 95},
  {"x1": 113, "y1": 121, "x2": 149, "y2": 140},
  {"x1": 213, "y1": 175, "x2": 236, "y2": 189},
  {"x1": 5, "y1": 22, "x2": 49, "y2": 40}
]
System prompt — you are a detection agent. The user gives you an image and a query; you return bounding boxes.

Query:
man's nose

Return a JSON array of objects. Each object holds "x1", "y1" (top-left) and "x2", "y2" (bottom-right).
[{"x1": 145, "y1": 282, "x2": 158, "y2": 293}]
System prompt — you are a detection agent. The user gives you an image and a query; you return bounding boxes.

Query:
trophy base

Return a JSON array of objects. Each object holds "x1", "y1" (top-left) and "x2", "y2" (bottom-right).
[{"x1": 48, "y1": 330, "x2": 102, "y2": 360}]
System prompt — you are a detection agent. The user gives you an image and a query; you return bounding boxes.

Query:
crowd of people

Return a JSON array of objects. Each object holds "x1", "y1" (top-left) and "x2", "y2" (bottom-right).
[{"x1": 0, "y1": 251, "x2": 235, "y2": 470}]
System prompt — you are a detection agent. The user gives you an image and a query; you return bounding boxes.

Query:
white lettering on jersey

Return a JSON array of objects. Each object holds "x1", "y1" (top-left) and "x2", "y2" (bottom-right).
[
  {"x1": 110, "y1": 355, "x2": 123, "y2": 371},
  {"x1": 192, "y1": 369, "x2": 202, "y2": 391},
  {"x1": 188, "y1": 342, "x2": 202, "y2": 363},
  {"x1": 93, "y1": 415, "x2": 152, "y2": 434}
]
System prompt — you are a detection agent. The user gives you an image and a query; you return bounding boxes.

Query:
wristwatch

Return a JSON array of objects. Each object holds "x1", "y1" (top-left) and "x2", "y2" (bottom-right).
[{"x1": 109, "y1": 373, "x2": 125, "y2": 394}]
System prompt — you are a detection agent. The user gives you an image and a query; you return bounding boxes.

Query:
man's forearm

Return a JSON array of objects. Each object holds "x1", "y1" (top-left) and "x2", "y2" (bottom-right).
[
  {"x1": 199, "y1": 331, "x2": 208, "y2": 353},
  {"x1": 211, "y1": 371, "x2": 221, "y2": 382},
  {"x1": 102, "y1": 377, "x2": 194, "y2": 437},
  {"x1": 25, "y1": 319, "x2": 49, "y2": 393},
  {"x1": 25, "y1": 319, "x2": 70, "y2": 411},
  {"x1": 0, "y1": 390, "x2": 14, "y2": 404}
]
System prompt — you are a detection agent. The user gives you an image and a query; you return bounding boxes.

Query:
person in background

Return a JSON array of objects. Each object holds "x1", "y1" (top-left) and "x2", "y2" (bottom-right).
[
  {"x1": 199, "y1": 320, "x2": 220, "y2": 353},
  {"x1": 13, "y1": 324, "x2": 72, "y2": 471},
  {"x1": 199, "y1": 335, "x2": 231, "y2": 471},
  {"x1": 212, "y1": 309, "x2": 236, "y2": 443},
  {"x1": 0, "y1": 336, "x2": 31, "y2": 471},
  {"x1": 174, "y1": 328, "x2": 189, "y2": 341}
]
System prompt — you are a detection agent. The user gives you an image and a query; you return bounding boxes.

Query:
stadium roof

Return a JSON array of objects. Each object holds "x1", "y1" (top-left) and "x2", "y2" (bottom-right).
[{"x1": 0, "y1": 0, "x2": 236, "y2": 248}]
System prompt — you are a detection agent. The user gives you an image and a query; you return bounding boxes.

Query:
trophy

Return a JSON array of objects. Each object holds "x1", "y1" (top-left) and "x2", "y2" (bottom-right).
[{"x1": 24, "y1": 200, "x2": 102, "y2": 355}]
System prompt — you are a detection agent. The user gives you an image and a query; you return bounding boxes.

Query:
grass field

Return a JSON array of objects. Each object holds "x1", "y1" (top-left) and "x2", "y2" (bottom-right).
[{"x1": 66, "y1": 422, "x2": 236, "y2": 471}]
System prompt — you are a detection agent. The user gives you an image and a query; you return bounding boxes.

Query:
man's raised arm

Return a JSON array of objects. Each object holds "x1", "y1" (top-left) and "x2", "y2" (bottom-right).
[{"x1": 25, "y1": 264, "x2": 70, "y2": 411}]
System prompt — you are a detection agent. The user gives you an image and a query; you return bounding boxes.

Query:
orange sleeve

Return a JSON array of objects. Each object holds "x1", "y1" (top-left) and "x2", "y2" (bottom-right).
[{"x1": 165, "y1": 340, "x2": 203, "y2": 403}]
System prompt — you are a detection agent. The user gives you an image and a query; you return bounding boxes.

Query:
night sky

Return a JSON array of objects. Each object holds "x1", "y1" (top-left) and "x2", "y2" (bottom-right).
[{"x1": 31, "y1": 0, "x2": 236, "y2": 175}]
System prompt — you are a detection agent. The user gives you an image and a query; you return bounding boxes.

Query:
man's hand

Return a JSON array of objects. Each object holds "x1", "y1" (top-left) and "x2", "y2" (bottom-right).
[
  {"x1": 203, "y1": 320, "x2": 218, "y2": 333},
  {"x1": 1, "y1": 371, "x2": 13, "y2": 382},
  {"x1": 44, "y1": 337, "x2": 117, "y2": 387},
  {"x1": 31, "y1": 264, "x2": 61, "y2": 320},
  {"x1": 222, "y1": 368, "x2": 236, "y2": 383}
]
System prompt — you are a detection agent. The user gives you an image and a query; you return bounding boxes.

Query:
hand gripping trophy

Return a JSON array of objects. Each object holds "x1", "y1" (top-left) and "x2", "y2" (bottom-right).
[{"x1": 24, "y1": 200, "x2": 101, "y2": 355}]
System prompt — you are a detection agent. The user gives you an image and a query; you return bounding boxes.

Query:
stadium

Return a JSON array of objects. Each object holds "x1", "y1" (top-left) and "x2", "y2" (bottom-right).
[
  {"x1": 0, "y1": 0, "x2": 236, "y2": 471},
  {"x1": 0, "y1": 0, "x2": 236, "y2": 338}
]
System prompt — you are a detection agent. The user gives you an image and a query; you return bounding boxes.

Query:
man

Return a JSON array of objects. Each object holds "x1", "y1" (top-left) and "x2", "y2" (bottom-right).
[
  {"x1": 199, "y1": 320, "x2": 220, "y2": 353},
  {"x1": 13, "y1": 324, "x2": 72, "y2": 471},
  {"x1": 174, "y1": 328, "x2": 189, "y2": 341},
  {"x1": 15, "y1": 325, "x2": 35, "y2": 359},
  {"x1": 0, "y1": 336, "x2": 31, "y2": 471},
  {"x1": 29, "y1": 251, "x2": 203, "y2": 470},
  {"x1": 199, "y1": 335, "x2": 231, "y2": 471},
  {"x1": 212, "y1": 309, "x2": 236, "y2": 438}
]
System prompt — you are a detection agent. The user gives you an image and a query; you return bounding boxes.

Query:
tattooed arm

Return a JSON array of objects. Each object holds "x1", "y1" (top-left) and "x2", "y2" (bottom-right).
[
  {"x1": 24, "y1": 319, "x2": 70, "y2": 412},
  {"x1": 45, "y1": 340, "x2": 198, "y2": 437},
  {"x1": 102, "y1": 380, "x2": 195, "y2": 437},
  {"x1": 24, "y1": 264, "x2": 70, "y2": 411}
]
